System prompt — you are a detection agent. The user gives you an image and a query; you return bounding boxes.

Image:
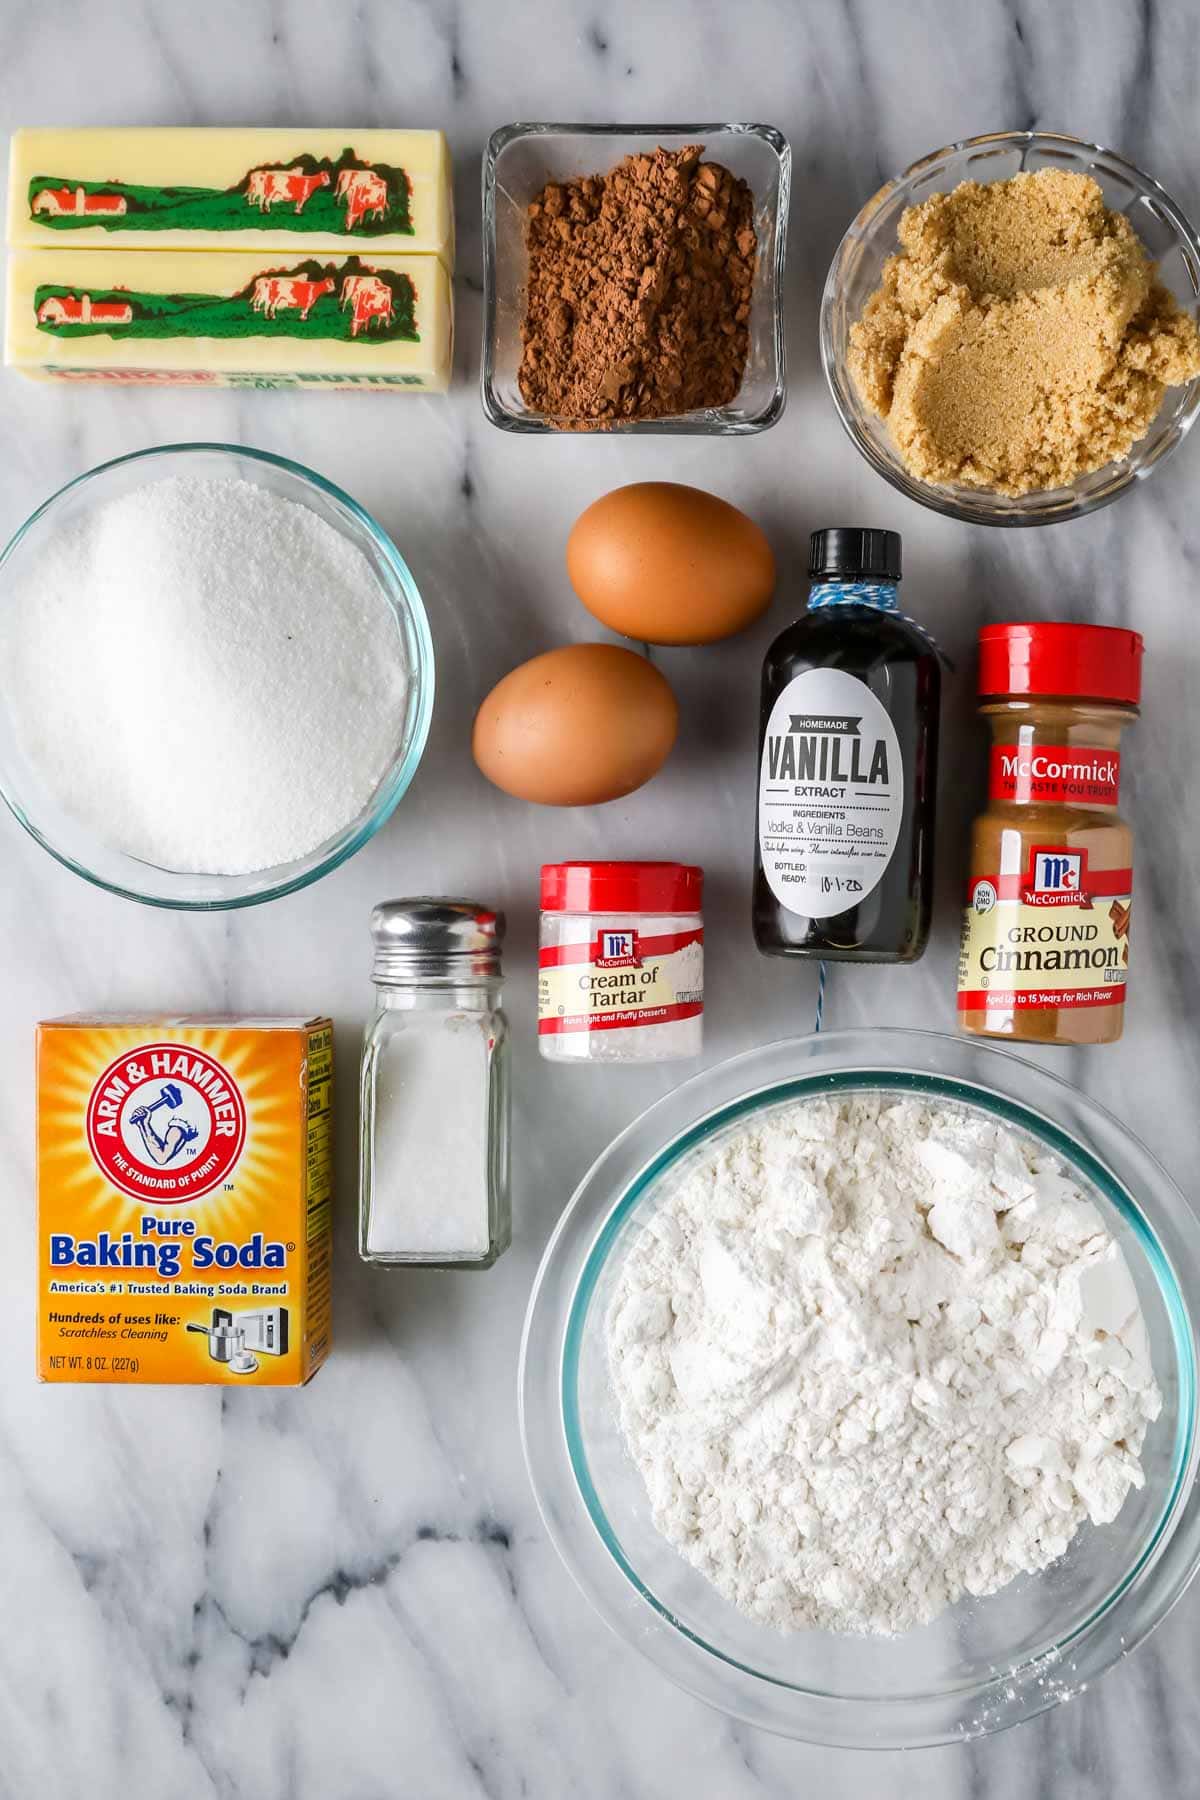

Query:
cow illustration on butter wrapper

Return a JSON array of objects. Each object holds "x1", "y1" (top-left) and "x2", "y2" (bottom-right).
[
  {"x1": 28, "y1": 147, "x2": 413, "y2": 239},
  {"x1": 34, "y1": 256, "x2": 419, "y2": 345}
]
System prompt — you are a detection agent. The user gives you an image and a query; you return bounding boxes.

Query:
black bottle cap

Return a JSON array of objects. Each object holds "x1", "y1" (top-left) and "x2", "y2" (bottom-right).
[{"x1": 809, "y1": 528, "x2": 901, "y2": 583}]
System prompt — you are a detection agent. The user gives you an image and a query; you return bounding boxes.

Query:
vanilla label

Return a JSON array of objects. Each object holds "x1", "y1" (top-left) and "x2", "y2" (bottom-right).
[{"x1": 757, "y1": 667, "x2": 903, "y2": 917}]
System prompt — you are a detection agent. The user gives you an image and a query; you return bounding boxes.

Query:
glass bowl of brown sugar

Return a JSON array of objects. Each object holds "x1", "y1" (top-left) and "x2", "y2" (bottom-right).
[
  {"x1": 821, "y1": 130, "x2": 1200, "y2": 525},
  {"x1": 482, "y1": 123, "x2": 790, "y2": 434}
]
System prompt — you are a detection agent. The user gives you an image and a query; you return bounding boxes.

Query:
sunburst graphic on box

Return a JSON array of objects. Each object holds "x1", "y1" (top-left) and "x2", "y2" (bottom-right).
[{"x1": 38, "y1": 1024, "x2": 303, "y2": 1235}]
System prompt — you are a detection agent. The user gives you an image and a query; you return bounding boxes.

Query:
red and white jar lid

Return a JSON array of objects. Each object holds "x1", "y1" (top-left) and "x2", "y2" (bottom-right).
[{"x1": 540, "y1": 861, "x2": 703, "y2": 914}]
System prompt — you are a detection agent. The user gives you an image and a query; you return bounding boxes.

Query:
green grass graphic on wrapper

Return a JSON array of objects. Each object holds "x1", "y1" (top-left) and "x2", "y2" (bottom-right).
[
  {"x1": 28, "y1": 148, "x2": 414, "y2": 238},
  {"x1": 33, "y1": 258, "x2": 421, "y2": 346}
]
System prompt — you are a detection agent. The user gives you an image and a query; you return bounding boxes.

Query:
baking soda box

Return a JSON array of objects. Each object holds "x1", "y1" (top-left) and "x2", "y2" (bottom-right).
[{"x1": 37, "y1": 1016, "x2": 333, "y2": 1385}]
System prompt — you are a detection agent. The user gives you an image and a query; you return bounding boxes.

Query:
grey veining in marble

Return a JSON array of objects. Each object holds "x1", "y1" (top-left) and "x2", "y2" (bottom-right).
[{"x1": 2, "y1": 1, "x2": 1200, "y2": 1795}]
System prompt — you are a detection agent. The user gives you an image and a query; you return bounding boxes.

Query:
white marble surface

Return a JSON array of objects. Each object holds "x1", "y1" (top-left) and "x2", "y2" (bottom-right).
[{"x1": 2, "y1": 1, "x2": 1200, "y2": 1793}]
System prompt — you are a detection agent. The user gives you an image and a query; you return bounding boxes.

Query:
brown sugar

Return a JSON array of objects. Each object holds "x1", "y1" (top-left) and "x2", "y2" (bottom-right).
[
  {"x1": 849, "y1": 169, "x2": 1200, "y2": 495},
  {"x1": 518, "y1": 145, "x2": 757, "y2": 426}
]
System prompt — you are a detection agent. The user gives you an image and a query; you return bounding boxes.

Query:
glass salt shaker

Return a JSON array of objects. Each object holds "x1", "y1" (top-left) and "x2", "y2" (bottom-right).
[{"x1": 359, "y1": 899, "x2": 511, "y2": 1268}]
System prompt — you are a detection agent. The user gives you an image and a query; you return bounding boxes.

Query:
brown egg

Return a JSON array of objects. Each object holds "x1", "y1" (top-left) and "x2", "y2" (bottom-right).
[
  {"x1": 472, "y1": 644, "x2": 678, "y2": 806},
  {"x1": 567, "y1": 482, "x2": 776, "y2": 646}
]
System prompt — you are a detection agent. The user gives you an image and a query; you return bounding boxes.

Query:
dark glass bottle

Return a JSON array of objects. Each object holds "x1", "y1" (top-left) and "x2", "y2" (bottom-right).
[{"x1": 753, "y1": 528, "x2": 940, "y2": 963}]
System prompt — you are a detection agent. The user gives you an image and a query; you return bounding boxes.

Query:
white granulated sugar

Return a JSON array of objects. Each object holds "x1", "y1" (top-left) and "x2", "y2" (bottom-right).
[
  {"x1": 607, "y1": 1095, "x2": 1161, "y2": 1637},
  {"x1": 1, "y1": 476, "x2": 409, "y2": 873}
]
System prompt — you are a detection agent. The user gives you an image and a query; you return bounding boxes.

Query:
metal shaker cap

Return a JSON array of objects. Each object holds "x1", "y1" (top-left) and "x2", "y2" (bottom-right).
[{"x1": 370, "y1": 898, "x2": 505, "y2": 983}]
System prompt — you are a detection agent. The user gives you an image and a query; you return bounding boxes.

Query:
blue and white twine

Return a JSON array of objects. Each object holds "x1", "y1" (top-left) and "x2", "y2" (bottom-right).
[
  {"x1": 807, "y1": 578, "x2": 953, "y2": 668},
  {"x1": 808, "y1": 579, "x2": 900, "y2": 612}
]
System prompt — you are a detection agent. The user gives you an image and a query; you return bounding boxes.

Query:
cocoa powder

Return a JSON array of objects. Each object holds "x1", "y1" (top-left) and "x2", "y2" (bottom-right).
[{"x1": 518, "y1": 145, "x2": 757, "y2": 425}]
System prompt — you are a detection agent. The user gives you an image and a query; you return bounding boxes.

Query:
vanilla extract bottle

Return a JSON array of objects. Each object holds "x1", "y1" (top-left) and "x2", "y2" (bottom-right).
[{"x1": 753, "y1": 529, "x2": 940, "y2": 963}]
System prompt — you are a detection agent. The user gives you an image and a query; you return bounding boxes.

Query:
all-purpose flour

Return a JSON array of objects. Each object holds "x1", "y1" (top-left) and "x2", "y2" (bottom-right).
[
  {"x1": 1, "y1": 475, "x2": 410, "y2": 874},
  {"x1": 607, "y1": 1094, "x2": 1161, "y2": 1637}
]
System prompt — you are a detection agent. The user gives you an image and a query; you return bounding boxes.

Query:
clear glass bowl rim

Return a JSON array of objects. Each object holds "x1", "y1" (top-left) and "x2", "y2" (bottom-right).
[
  {"x1": 819, "y1": 128, "x2": 1200, "y2": 526},
  {"x1": 0, "y1": 441, "x2": 435, "y2": 909},
  {"x1": 480, "y1": 121, "x2": 790, "y2": 436},
  {"x1": 519, "y1": 1027, "x2": 1200, "y2": 1748}
]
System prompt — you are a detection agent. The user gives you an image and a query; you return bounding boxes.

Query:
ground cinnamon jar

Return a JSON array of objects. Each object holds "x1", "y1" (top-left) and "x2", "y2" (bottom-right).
[{"x1": 957, "y1": 623, "x2": 1142, "y2": 1046}]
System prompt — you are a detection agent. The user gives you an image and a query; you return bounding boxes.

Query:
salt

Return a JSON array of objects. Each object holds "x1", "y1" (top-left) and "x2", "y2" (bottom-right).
[
  {"x1": 358, "y1": 899, "x2": 511, "y2": 1269},
  {"x1": 0, "y1": 475, "x2": 409, "y2": 874},
  {"x1": 365, "y1": 1014, "x2": 493, "y2": 1257}
]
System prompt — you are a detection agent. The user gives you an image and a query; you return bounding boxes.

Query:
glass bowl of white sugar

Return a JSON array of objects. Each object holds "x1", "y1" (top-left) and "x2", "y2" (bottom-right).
[
  {"x1": 0, "y1": 443, "x2": 434, "y2": 907},
  {"x1": 520, "y1": 1028, "x2": 1200, "y2": 1748}
]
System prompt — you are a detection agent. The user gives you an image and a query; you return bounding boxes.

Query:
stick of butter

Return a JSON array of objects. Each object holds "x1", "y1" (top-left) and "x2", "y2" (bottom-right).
[
  {"x1": 7, "y1": 128, "x2": 454, "y2": 268},
  {"x1": 6, "y1": 248, "x2": 453, "y2": 391}
]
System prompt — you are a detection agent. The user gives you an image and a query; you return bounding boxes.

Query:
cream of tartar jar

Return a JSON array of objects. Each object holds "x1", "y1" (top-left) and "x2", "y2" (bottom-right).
[{"x1": 538, "y1": 862, "x2": 704, "y2": 1064}]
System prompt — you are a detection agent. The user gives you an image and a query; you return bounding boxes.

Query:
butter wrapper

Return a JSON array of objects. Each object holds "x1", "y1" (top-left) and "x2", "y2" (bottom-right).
[
  {"x1": 8, "y1": 127, "x2": 453, "y2": 268},
  {"x1": 6, "y1": 247, "x2": 453, "y2": 390}
]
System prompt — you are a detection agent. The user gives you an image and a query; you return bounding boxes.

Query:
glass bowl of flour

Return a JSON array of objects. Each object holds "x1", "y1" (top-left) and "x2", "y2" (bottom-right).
[
  {"x1": 520, "y1": 1029, "x2": 1200, "y2": 1747},
  {"x1": 0, "y1": 443, "x2": 434, "y2": 907}
]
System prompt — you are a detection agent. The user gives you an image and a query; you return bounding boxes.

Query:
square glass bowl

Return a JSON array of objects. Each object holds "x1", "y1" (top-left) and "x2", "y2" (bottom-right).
[{"x1": 482, "y1": 123, "x2": 790, "y2": 434}]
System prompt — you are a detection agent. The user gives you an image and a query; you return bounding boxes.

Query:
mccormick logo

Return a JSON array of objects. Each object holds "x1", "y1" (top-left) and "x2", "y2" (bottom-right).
[
  {"x1": 990, "y1": 746, "x2": 1121, "y2": 806},
  {"x1": 85, "y1": 1042, "x2": 247, "y2": 1202},
  {"x1": 1033, "y1": 851, "x2": 1081, "y2": 891},
  {"x1": 593, "y1": 930, "x2": 641, "y2": 970},
  {"x1": 1022, "y1": 848, "x2": 1089, "y2": 907}
]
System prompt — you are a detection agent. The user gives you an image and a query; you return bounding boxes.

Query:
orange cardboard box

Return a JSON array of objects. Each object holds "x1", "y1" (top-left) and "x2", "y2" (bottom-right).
[{"x1": 37, "y1": 1016, "x2": 332, "y2": 1384}]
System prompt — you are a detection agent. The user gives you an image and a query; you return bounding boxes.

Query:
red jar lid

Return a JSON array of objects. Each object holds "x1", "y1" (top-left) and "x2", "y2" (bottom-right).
[
  {"x1": 540, "y1": 861, "x2": 703, "y2": 914},
  {"x1": 978, "y1": 623, "x2": 1143, "y2": 706}
]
